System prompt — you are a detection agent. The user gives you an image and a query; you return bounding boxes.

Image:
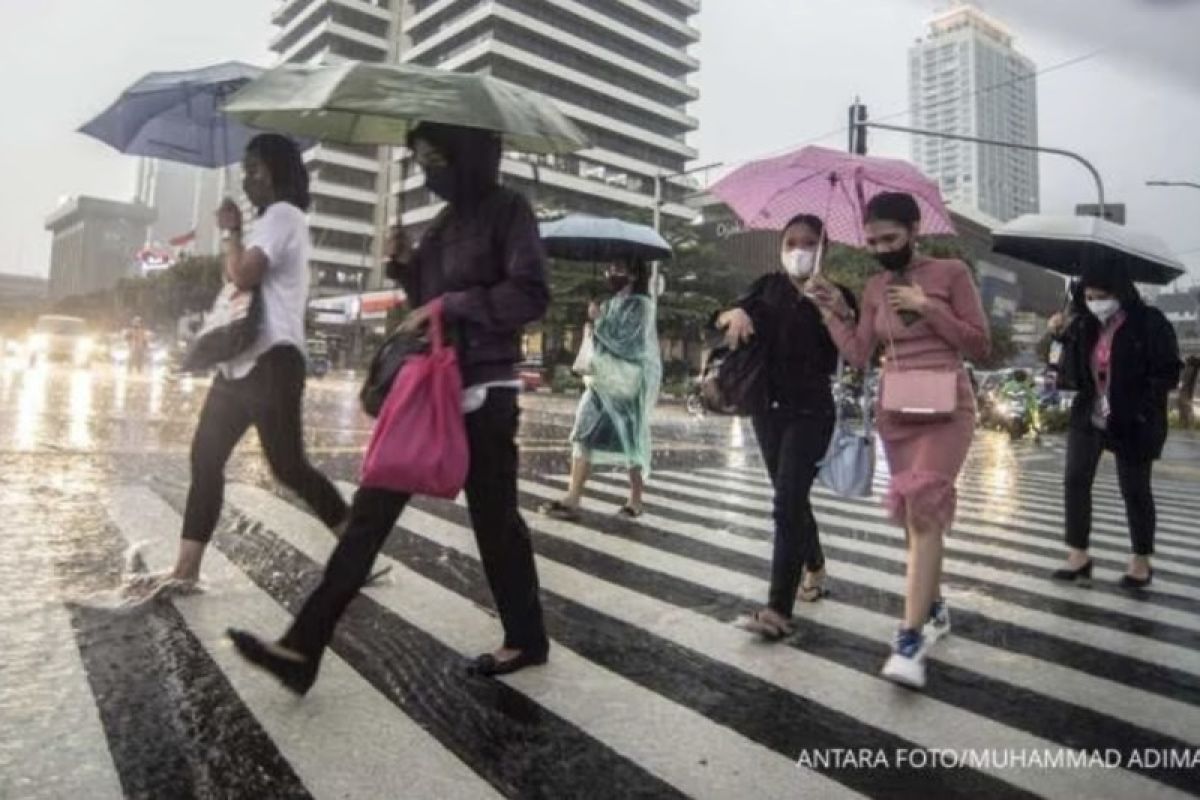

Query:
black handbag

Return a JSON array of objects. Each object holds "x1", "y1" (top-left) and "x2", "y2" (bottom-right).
[
  {"x1": 359, "y1": 329, "x2": 428, "y2": 417},
  {"x1": 698, "y1": 337, "x2": 768, "y2": 416},
  {"x1": 180, "y1": 283, "x2": 263, "y2": 372}
]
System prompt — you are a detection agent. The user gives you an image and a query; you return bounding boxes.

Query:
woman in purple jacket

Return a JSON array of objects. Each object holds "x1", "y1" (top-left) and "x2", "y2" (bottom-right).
[{"x1": 228, "y1": 122, "x2": 552, "y2": 692}]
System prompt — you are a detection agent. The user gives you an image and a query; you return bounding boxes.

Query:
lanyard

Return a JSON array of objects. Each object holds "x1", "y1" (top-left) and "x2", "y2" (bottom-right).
[{"x1": 1092, "y1": 313, "x2": 1125, "y2": 396}]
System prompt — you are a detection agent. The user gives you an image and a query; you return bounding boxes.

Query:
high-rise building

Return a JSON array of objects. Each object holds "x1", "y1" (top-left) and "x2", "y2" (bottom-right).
[
  {"x1": 44, "y1": 197, "x2": 156, "y2": 302},
  {"x1": 270, "y1": 0, "x2": 401, "y2": 297},
  {"x1": 909, "y1": 1, "x2": 1039, "y2": 222},
  {"x1": 269, "y1": 0, "x2": 700, "y2": 292},
  {"x1": 134, "y1": 159, "x2": 225, "y2": 255}
]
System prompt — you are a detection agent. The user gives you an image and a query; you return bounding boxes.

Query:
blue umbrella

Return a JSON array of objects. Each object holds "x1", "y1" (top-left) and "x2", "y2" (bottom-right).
[
  {"x1": 79, "y1": 61, "x2": 272, "y2": 168},
  {"x1": 539, "y1": 215, "x2": 673, "y2": 262}
]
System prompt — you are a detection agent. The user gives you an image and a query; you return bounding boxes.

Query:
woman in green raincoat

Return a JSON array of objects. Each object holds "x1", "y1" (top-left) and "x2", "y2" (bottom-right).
[{"x1": 542, "y1": 258, "x2": 662, "y2": 519}]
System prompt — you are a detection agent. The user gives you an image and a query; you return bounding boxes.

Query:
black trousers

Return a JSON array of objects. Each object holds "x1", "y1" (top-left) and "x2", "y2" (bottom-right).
[
  {"x1": 182, "y1": 346, "x2": 347, "y2": 542},
  {"x1": 281, "y1": 388, "x2": 548, "y2": 661},
  {"x1": 752, "y1": 408, "x2": 835, "y2": 618},
  {"x1": 1065, "y1": 424, "x2": 1156, "y2": 556}
]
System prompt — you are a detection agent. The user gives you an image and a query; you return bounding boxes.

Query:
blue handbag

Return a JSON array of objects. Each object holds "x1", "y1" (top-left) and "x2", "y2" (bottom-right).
[{"x1": 818, "y1": 359, "x2": 876, "y2": 498}]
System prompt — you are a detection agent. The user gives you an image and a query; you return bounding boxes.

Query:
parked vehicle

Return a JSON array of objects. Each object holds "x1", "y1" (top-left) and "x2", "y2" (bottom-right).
[
  {"x1": 306, "y1": 338, "x2": 331, "y2": 378},
  {"x1": 516, "y1": 358, "x2": 545, "y2": 392},
  {"x1": 27, "y1": 315, "x2": 93, "y2": 367}
]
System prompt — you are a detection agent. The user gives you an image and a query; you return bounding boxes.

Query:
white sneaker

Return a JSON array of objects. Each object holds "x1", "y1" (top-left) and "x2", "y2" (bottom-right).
[
  {"x1": 881, "y1": 628, "x2": 927, "y2": 689},
  {"x1": 924, "y1": 599, "x2": 951, "y2": 645}
]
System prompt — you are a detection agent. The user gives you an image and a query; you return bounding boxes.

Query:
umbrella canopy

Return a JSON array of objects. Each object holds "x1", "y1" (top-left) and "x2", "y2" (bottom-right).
[
  {"x1": 710, "y1": 145, "x2": 955, "y2": 246},
  {"x1": 79, "y1": 61, "x2": 268, "y2": 168},
  {"x1": 223, "y1": 61, "x2": 589, "y2": 154},
  {"x1": 993, "y1": 214, "x2": 1186, "y2": 286},
  {"x1": 539, "y1": 215, "x2": 673, "y2": 262}
]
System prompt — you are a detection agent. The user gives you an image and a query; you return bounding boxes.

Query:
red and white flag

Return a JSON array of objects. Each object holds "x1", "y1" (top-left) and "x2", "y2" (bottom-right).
[{"x1": 168, "y1": 229, "x2": 197, "y2": 248}]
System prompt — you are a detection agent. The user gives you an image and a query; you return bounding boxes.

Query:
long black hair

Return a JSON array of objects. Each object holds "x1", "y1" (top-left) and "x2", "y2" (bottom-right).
[
  {"x1": 246, "y1": 133, "x2": 310, "y2": 212},
  {"x1": 864, "y1": 192, "x2": 921, "y2": 230},
  {"x1": 782, "y1": 213, "x2": 826, "y2": 243},
  {"x1": 1071, "y1": 261, "x2": 1143, "y2": 316},
  {"x1": 622, "y1": 257, "x2": 651, "y2": 296}
]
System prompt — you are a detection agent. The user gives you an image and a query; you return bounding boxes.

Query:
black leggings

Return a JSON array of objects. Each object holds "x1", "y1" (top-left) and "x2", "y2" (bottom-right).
[
  {"x1": 182, "y1": 345, "x2": 347, "y2": 543},
  {"x1": 1065, "y1": 424, "x2": 1156, "y2": 556},
  {"x1": 752, "y1": 408, "x2": 835, "y2": 618},
  {"x1": 281, "y1": 388, "x2": 547, "y2": 662}
]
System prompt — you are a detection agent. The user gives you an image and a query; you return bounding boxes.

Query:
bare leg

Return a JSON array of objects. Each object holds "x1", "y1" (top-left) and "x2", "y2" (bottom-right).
[
  {"x1": 172, "y1": 539, "x2": 207, "y2": 582},
  {"x1": 627, "y1": 467, "x2": 644, "y2": 513},
  {"x1": 561, "y1": 455, "x2": 591, "y2": 508},
  {"x1": 903, "y1": 521, "x2": 944, "y2": 630}
]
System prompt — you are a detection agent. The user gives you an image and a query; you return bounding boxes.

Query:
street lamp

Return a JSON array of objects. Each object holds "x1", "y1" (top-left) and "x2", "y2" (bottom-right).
[
  {"x1": 1147, "y1": 180, "x2": 1200, "y2": 191},
  {"x1": 650, "y1": 161, "x2": 723, "y2": 297}
]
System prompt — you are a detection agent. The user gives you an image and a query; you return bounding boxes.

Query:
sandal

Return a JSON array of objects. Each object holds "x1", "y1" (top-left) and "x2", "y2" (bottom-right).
[
  {"x1": 798, "y1": 566, "x2": 829, "y2": 603},
  {"x1": 617, "y1": 505, "x2": 643, "y2": 519},
  {"x1": 734, "y1": 609, "x2": 795, "y2": 641},
  {"x1": 540, "y1": 500, "x2": 581, "y2": 522}
]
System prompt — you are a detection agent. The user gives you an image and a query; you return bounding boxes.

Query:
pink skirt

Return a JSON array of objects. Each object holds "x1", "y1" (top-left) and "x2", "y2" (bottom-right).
[{"x1": 876, "y1": 378, "x2": 976, "y2": 532}]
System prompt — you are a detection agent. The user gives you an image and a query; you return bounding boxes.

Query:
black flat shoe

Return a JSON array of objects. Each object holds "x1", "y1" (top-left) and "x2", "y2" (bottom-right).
[
  {"x1": 1119, "y1": 570, "x2": 1153, "y2": 591},
  {"x1": 228, "y1": 629, "x2": 318, "y2": 696},
  {"x1": 1051, "y1": 560, "x2": 1093, "y2": 586},
  {"x1": 468, "y1": 649, "x2": 549, "y2": 677}
]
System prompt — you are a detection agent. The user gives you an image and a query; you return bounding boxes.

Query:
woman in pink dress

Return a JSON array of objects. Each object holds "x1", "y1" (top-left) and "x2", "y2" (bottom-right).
[{"x1": 808, "y1": 192, "x2": 990, "y2": 690}]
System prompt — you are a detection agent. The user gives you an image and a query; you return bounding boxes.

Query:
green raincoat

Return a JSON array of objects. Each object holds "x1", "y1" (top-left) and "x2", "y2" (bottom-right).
[{"x1": 570, "y1": 292, "x2": 662, "y2": 475}]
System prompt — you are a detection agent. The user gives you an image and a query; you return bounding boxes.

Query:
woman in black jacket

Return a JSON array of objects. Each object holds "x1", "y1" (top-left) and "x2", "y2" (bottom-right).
[
  {"x1": 1049, "y1": 263, "x2": 1182, "y2": 590},
  {"x1": 227, "y1": 122, "x2": 552, "y2": 692},
  {"x1": 715, "y1": 214, "x2": 857, "y2": 639}
]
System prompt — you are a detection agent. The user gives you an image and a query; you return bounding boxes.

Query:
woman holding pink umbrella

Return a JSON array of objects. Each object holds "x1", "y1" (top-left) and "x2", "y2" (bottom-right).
[{"x1": 808, "y1": 192, "x2": 990, "y2": 690}]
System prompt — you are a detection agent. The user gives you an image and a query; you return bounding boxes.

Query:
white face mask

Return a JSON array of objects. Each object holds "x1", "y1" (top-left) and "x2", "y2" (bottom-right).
[
  {"x1": 1086, "y1": 298, "x2": 1120, "y2": 323},
  {"x1": 781, "y1": 248, "x2": 816, "y2": 278}
]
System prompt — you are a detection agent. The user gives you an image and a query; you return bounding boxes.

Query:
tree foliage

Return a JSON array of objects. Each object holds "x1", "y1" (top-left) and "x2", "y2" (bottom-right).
[{"x1": 53, "y1": 255, "x2": 224, "y2": 330}]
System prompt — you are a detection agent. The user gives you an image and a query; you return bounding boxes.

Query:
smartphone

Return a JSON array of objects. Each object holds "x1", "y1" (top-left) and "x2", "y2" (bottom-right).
[{"x1": 889, "y1": 273, "x2": 921, "y2": 326}]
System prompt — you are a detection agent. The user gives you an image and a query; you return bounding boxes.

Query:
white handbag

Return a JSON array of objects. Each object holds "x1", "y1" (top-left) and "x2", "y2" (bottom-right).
[{"x1": 572, "y1": 324, "x2": 595, "y2": 376}]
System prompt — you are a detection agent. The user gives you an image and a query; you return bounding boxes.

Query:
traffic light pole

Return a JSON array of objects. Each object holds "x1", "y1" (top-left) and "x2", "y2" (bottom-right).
[{"x1": 852, "y1": 116, "x2": 1107, "y2": 217}]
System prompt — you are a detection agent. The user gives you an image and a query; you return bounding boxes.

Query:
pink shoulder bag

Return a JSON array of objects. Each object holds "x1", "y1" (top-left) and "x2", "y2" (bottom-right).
[{"x1": 878, "y1": 280, "x2": 957, "y2": 420}]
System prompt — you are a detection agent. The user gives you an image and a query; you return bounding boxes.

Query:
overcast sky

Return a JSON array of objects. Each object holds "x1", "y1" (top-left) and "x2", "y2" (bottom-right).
[{"x1": 2, "y1": 0, "x2": 1198, "y2": 286}]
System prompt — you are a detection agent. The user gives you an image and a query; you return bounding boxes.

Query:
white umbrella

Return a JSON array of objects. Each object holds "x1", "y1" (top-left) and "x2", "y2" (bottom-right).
[{"x1": 992, "y1": 214, "x2": 1185, "y2": 286}]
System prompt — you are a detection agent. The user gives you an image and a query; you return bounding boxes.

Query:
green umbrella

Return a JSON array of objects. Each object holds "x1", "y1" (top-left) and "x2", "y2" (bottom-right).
[{"x1": 222, "y1": 61, "x2": 589, "y2": 154}]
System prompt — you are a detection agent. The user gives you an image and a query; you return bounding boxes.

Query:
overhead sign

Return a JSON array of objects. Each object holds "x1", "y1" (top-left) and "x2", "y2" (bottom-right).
[
  {"x1": 309, "y1": 290, "x2": 407, "y2": 323},
  {"x1": 136, "y1": 245, "x2": 174, "y2": 275}
]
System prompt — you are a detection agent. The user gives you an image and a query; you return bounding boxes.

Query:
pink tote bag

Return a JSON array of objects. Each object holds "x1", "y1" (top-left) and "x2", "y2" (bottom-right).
[{"x1": 360, "y1": 300, "x2": 468, "y2": 498}]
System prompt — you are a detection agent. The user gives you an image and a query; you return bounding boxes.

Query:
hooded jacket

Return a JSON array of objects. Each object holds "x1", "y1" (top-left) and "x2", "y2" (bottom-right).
[{"x1": 389, "y1": 123, "x2": 550, "y2": 386}]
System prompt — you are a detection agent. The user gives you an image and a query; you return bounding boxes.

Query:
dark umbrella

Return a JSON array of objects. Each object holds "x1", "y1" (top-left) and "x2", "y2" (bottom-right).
[
  {"x1": 79, "y1": 61, "x2": 274, "y2": 168},
  {"x1": 539, "y1": 215, "x2": 673, "y2": 262},
  {"x1": 993, "y1": 214, "x2": 1185, "y2": 286}
]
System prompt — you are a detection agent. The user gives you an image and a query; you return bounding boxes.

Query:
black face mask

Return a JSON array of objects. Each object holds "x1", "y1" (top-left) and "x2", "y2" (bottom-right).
[
  {"x1": 424, "y1": 166, "x2": 456, "y2": 202},
  {"x1": 874, "y1": 242, "x2": 914, "y2": 272},
  {"x1": 607, "y1": 275, "x2": 630, "y2": 293}
]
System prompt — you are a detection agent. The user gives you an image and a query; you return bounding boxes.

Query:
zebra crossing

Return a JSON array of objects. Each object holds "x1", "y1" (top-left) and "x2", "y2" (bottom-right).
[{"x1": 34, "y1": 458, "x2": 1200, "y2": 799}]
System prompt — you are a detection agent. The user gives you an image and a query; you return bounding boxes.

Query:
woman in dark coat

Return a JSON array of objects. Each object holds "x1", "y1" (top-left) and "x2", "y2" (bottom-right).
[{"x1": 1049, "y1": 263, "x2": 1182, "y2": 590}]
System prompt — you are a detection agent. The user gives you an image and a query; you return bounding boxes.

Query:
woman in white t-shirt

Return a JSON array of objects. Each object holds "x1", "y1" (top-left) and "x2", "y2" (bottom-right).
[{"x1": 135, "y1": 134, "x2": 348, "y2": 594}]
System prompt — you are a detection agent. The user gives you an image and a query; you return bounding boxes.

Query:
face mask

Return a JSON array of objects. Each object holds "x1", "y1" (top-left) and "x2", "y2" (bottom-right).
[
  {"x1": 607, "y1": 274, "x2": 630, "y2": 293},
  {"x1": 1086, "y1": 298, "x2": 1120, "y2": 322},
  {"x1": 780, "y1": 248, "x2": 816, "y2": 278},
  {"x1": 873, "y1": 241, "x2": 913, "y2": 272},
  {"x1": 424, "y1": 166, "x2": 456, "y2": 201}
]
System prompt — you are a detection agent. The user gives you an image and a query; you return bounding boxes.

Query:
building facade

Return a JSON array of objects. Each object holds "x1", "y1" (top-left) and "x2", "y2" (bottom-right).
[
  {"x1": 268, "y1": 0, "x2": 701, "y2": 294},
  {"x1": 135, "y1": 159, "x2": 225, "y2": 256},
  {"x1": 43, "y1": 197, "x2": 156, "y2": 303},
  {"x1": 909, "y1": 1, "x2": 1039, "y2": 222},
  {"x1": 270, "y1": 0, "x2": 401, "y2": 297}
]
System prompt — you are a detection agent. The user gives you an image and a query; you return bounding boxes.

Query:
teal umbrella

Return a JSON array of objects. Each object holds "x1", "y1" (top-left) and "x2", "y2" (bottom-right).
[{"x1": 222, "y1": 61, "x2": 588, "y2": 154}]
